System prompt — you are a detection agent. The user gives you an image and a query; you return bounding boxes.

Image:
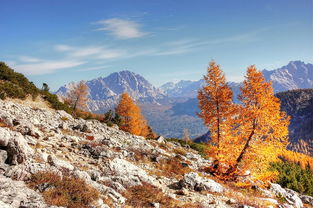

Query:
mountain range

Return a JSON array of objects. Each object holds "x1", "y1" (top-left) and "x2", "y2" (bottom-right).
[
  {"x1": 56, "y1": 60, "x2": 313, "y2": 138},
  {"x1": 56, "y1": 71, "x2": 166, "y2": 113}
]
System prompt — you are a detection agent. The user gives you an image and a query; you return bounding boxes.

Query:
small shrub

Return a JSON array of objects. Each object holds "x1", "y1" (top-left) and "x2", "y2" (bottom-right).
[
  {"x1": 152, "y1": 157, "x2": 192, "y2": 178},
  {"x1": 41, "y1": 91, "x2": 72, "y2": 114},
  {"x1": 173, "y1": 147, "x2": 188, "y2": 156},
  {"x1": 271, "y1": 160, "x2": 313, "y2": 196},
  {"x1": 28, "y1": 171, "x2": 99, "y2": 208}
]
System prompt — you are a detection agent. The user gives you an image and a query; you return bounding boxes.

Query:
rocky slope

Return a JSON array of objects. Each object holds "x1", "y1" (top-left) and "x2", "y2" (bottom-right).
[{"x1": 0, "y1": 99, "x2": 312, "y2": 208}]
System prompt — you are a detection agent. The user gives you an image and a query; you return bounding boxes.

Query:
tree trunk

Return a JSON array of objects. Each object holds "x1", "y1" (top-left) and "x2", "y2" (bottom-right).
[{"x1": 226, "y1": 119, "x2": 256, "y2": 175}]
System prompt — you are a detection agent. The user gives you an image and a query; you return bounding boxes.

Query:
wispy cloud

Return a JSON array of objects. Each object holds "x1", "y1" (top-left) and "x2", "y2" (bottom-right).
[
  {"x1": 55, "y1": 44, "x2": 73, "y2": 52},
  {"x1": 13, "y1": 60, "x2": 85, "y2": 75},
  {"x1": 55, "y1": 44, "x2": 125, "y2": 60},
  {"x1": 95, "y1": 18, "x2": 147, "y2": 39},
  {"x1": 77, "y1": 65, "x2": 110, "y2": 72},
  {"x1": 19, "y1": 56, "x2": 42, "y2": 63}
]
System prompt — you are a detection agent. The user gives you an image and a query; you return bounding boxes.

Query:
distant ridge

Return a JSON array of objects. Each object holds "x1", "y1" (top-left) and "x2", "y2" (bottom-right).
[{"x1": 160, "y1": 61, "x2": 313, "y2": 98}]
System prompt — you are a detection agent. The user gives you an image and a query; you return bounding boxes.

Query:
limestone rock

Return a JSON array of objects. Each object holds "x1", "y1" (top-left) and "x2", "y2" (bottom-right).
[
  {"x1": 47, "y1": 155, "x2": 74, "y2": 171},
  {"x1": 5, "y1": 131, "x2": 33, "y2": 165},
  {"x1": 179, "y1": 172, "x2": 224, "y2": 193},
  {"x1": 270, "y1": 183, "x2": 303, "y2": 208},
  {"x1": 0, "y1": 174, "x2": 47, "y2": 208}
]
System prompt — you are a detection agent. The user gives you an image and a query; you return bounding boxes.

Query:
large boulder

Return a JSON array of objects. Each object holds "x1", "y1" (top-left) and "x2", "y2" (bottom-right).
[
  {"x1": 270, "y1": 183, "x2": 303, "y2": 208},
  {"x1": 179, "y1": 172, "x2": 224, "y2": 193},
  {"x1": 107, "y1": 158, "x2": 155, "y2": 187},
  {"x1": 0, "y1": 128, "x2": 33, "y2": 165}
]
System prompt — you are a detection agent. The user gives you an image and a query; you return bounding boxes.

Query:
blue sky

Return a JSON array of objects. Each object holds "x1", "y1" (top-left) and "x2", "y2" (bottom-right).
[{"x1": 1, "y1": 0, "x2": 312, "y2": 90}]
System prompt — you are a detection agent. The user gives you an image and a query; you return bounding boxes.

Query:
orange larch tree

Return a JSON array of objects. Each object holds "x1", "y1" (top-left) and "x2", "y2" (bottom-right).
[
  {"x1": 198, "y1": 61, "x2": 237, "y2": 165},
  {"x1": 116, "y1": 93, "x2": 155, "y2": 137},
  {"x1": 226, "y1": 65, "x2": 290, "y2": 179},
  {"x1": 66, "y1": 81, "x2": 89, "y2": 113}
]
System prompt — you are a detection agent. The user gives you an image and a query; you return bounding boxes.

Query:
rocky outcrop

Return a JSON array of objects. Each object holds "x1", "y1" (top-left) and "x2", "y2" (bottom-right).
[
  {"x1": 270, "y1": 183, "x2": 303, "y2": 208},
  {"x1": 178, "y1": 172, "x2": 224, "y2": 193},
  {"x1": 0, "y1": 174, "x2": 48, "y2": 208},
  {"x1": 0, "y1": 128, "x2": 33, "y2": 165}
]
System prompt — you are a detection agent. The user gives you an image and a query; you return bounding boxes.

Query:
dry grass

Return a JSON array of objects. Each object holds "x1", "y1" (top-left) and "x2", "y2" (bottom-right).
[
  {"x1": 128, "y1": 147, "x2": 155, "y2": 164},
  {"x1": 27, "y1": 171, "x2": 99, "y2": 208},
  {"x1": 61, "y1": 128, "x2": 85, "y2": 137},
  {"x1": 173, "y1": 147, "x2": 188, "y2": 156},
  {"x1": 150, "y1": 157, "x2": 192, "y2": 179},
  {"x1": 222, "y1": 189, "x2": 276, "y2": 208},
  {"x1": 123, "y1": 182, "x2": 202, "y2": 208},
  {"x1": 60, "y1": 116, "x2": 69, "y2": 121}
]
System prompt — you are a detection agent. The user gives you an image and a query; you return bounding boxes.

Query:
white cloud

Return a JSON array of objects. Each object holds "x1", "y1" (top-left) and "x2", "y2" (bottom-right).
[
  {"x1": 54, "y1": 44, "x2": 125, "y2": 60},
  {"x1": 14, "y1": 60, "x2": 85, "y2": 75},
  {"x1": 19, "y1": 56, "x2": 42, "y2": 63},
  {"x1": 71, "y1": 47, "x2": 103, "y2": 57},
  {"x1": 95, "y1": 18, "x2": 147, "y2": 39},
  {"x1": 55, "y1": 44, "x2": 73, "y2": 52},
  {"x1": 77, "y1": 65, "x2": 110, "y2": 72}
]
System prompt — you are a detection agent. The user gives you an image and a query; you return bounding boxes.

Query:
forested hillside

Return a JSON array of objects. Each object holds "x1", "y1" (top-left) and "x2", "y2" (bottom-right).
[{"x1": 276, "y1": 89, "x2": 313, "y2": 156}]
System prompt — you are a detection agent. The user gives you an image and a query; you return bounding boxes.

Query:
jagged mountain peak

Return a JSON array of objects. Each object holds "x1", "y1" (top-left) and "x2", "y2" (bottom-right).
[
  {"x1": 56, "y1": 70, "x2": 165, "y2": 113},
  {"x1": 262, "y1": 60, "x2": 313, "y2": 92}
]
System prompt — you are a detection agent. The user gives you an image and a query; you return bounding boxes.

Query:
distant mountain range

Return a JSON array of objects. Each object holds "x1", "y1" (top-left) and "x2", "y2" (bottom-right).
[
  {"x1": 56, "y1": 60, "x2": 313, "y2": 138},
  {"x1": 56, "y1": 71, "x2": 166, "y2": 113},
  {"x1": 160, "y1": 60, "x2": 313, "y2": 98}
]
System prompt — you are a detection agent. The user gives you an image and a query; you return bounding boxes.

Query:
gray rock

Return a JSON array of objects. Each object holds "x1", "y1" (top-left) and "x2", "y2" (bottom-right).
[
  {"x1": 0, "y1": 127, "x2": 11, "y2": 146},
  {"x1": 179, "y1": 172, "x2": 224, "y2": 193},
  {"x1": 300, "y1": 194, "x2": 313, "y2": 205},
  {"x1": 270, "y1": 183, "x2": 303, "y2": 208},
  {"x1": 47, "y1": 155, "x2": 74, "y2": 171},
  {"x1": 107, "y1": 158, "x2": 155, "y2": 187},
  {"x1": 156, "y1": 136, "x2": 165, "y2": 143},
  {"x1": 0, "y1": 174, "x2": 47, "y2": 208},
  {"x1": 5, "y1": 131, "x2": 33, "y2": 165}
]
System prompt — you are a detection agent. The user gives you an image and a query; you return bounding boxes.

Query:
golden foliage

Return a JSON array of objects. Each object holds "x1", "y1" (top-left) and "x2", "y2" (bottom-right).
[
  {"x1": 198, "y1": 61, "x2": 237, "y2": 164},
  {"x1": 198, "y1": 63, "x2": 290, "y2": 180},
  {"x1": 116, "y1": 93, "x2": 156, "y2": 137},
  {"x1": 281, "y1": 149, "x2": 313, "y2": 170}
]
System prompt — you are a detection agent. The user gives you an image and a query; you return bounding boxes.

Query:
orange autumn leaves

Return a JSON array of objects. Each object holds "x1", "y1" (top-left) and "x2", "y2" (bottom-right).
[
  {"x1": 198, "y1": 61, "x2": 290, "y2": 179},
  {"x1": 116, "y1": 93, "x2": 156, "y2": 138}
]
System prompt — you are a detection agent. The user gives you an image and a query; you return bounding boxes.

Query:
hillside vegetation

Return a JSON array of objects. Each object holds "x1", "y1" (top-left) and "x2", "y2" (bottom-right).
[{"x1": 0, "y1": 62, "x2": 72, "y2": 113}]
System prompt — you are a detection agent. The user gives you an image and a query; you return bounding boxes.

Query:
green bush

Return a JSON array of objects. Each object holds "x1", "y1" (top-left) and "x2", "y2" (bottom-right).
[
  {"x1": 271, "y1": 160, "x2": 313, "y2": 196},
  {"x1": 41, "y1": 90, "x2": 72, "y2": 114}
]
